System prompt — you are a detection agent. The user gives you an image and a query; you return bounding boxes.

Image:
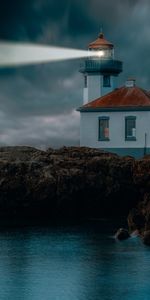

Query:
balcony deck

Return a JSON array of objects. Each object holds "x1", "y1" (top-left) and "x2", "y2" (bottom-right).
[{"x1": 79, "y1": 58, "x2": 123, "y2": 75}]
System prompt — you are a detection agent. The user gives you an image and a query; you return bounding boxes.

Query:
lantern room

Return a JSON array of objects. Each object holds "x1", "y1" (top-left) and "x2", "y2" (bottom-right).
[{"x1": 88, "y1": 32, "x2": 114, "y2": 59}]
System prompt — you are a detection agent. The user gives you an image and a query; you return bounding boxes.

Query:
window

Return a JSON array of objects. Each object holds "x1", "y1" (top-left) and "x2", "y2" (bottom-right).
[
  {"x1": 103, "y1": 75, "x2": 111, "y2": 87},
  {"x1": 84, "y1": 76, "x2": 87, "y2": 88},
  {"x1": 99, "y1": 117, "x2": 109, "y2": 141},
  {"x1": 125, "y1": 116, "x2": 136, "y2": 141}
]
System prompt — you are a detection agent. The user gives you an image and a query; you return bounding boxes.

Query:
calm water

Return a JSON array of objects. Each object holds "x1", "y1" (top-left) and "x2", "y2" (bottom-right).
[{"x1": 0, "y1": 221, "x2": 149, "y2": 300}]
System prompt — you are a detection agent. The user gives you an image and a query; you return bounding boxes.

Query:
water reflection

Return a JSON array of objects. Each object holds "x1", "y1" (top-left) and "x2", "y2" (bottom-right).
[{"x1": 0, "y1": 223, "x2": 149, "y2": 300}]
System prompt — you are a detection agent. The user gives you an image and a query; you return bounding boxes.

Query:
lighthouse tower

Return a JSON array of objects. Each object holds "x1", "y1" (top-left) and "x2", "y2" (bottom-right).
[{"x1": 79, "y1": 32, "x2": 123, "y2": 104}]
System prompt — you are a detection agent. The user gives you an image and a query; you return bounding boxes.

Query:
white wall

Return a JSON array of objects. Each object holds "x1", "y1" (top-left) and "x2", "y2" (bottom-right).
[
  {"x1": 83, "y1": 87, "x2": 88, "y2": 104},
  {"x1": 85, "y1": 75, "x2": 117, "y2": 104},
  {"x1": 80, "y1": 111, "x2": 150, "y2": 149},
  {"x1": 88, "y1": 75, "x2": 101, "y2": 101}
]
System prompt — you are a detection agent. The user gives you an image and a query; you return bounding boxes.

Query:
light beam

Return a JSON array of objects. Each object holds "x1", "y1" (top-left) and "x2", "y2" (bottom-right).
[{"x1": 0, "y1": 42, "x2": 96, "y2": 68}]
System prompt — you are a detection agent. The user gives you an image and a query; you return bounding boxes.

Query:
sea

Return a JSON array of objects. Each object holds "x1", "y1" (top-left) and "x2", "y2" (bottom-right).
[{"x1": 0, "y1": 219, "x2": 149, "y2": 300}]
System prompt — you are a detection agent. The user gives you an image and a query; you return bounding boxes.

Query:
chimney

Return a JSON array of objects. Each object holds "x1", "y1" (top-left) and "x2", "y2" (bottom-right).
[{"x1": 125, "y1": 78, "x2": 136, "y2": 88}]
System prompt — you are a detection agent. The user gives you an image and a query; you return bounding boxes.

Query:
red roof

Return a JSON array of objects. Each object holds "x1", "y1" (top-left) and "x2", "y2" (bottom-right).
[
  {"x1": 89, "y1": 33, "x2": 113, "y2": 49},
  {"x1": 80, "y1": 86, "x2": 150, "y2": 110}
]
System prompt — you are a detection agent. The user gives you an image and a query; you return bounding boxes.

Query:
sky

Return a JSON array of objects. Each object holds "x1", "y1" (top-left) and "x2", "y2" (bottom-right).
[{"x1": 0, "y1": 0, "x2": 150, "y2": 148}]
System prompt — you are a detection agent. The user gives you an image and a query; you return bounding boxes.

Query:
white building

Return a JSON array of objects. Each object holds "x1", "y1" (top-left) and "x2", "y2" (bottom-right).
[{"x1": 77, "y1": 32, "x2": 150, "y2": 158}]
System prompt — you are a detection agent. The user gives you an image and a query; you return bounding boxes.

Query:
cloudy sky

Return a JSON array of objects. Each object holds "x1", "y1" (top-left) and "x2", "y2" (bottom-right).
[{"x1": 0, "y1": 0, "x2": 150, "y2": 148}]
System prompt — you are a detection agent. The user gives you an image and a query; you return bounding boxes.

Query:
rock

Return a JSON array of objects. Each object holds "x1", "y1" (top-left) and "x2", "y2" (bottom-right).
[
  {"x1": 127, "y1": 209, "x2": 145, "y2": 233},
  {"x1": 142, "y1": 230, "x2": 150, "y2": 246},
  {"x1": 0, "y1": 145, "x2": 145, "y2": 221},
  {"x1": 115, "y1": 228, "x2": 130, "y2": 240},
  {"x1": 131, "y1": 230, "x2": 139, "y2": 237}
]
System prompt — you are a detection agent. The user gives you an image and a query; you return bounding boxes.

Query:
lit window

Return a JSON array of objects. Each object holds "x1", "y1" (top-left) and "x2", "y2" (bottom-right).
[
  {"x1": 103, "y1": 75, "x2": 111, "y2": 87},
  {"x1": 99, "y1": 117, "x2": 109, "y2": 141},
  {"x1": 125, "y1": 116, "x2": 136, "y2": 141}
]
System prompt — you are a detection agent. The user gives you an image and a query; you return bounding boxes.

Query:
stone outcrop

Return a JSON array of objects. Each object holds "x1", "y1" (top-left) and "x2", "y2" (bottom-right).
[
  {"x1": 115, "y1": 228, "x2": 130, "y2": 240},
  {"x1": 0, "y1": 146, "x2": 149, "y2": 229},
  {"x1": 126, "y1": 157, "x2": 150, "y2": 244},
  {"x1": 0, "y1": 146, "x2": 138, "y2": 220}
]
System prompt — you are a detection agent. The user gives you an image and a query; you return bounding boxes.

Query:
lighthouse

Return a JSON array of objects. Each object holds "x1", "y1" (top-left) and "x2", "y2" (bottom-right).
[
  {"x1": 77, "y1": 32, "x2": 150, "y2": 158},
  {"x1": 79, "y1": 32, "x2": 123, "y2": 104}
]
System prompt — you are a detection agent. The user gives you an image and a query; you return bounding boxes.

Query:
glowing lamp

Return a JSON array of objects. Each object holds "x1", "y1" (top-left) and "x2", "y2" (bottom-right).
[{"x1": 97, "y1": 50, "x2": 105, "y2": 57}]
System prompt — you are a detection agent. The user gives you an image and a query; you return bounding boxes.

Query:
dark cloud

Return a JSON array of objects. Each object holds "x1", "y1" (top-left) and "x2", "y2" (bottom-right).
[{"x1": 0, "y1": 0, "x2": 149, "y2": 147}]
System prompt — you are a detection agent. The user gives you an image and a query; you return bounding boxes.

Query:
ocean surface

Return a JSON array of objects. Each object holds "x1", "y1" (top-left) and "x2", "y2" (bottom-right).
[{"x1": 0, "y1": 220, "x2": 149, "y2": 300}]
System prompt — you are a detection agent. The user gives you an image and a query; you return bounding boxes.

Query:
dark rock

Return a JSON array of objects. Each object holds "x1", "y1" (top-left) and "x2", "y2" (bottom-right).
[
  {"x1": 126, "y1": 158, "x2": 150, "y2": 235},
  {"x1": 115, "y1": 228, "x2": 130, "y2": 240},
  {"x1": 0, "y1": 145, "x2": 146, "y2": 221},
  {"x1": 127, "y1": 209, "x2": 145, "y2": 233},
  {"x1": 141, "y1": 230, "x2": 150, "y2": 246}
]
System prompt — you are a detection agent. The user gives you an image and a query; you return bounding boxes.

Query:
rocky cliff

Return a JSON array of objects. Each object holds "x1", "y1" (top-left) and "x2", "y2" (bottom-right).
[
  {"x1": 0, "y1": 146, "x2": 144, "y2": 222},
  {"x1": 127, "y1": 156, "x2": 150, "y2": 242}
]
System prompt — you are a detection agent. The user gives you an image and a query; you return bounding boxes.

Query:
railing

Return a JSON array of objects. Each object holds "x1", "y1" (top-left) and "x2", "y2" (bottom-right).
[{"x1": 79, "y1": 58, "x2": 123, "y2": 74}]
